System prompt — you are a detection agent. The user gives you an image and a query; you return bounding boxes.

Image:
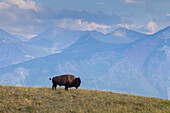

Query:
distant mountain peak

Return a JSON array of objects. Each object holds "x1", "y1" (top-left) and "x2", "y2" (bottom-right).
[
  {"x1": 48, "y1": 26, "x2": 68, "y2": 32},
  {"x1": 0, "y1": 28, "x2": 12, "y2": 37},
  {"x1": 115, "y1": 27, "x2": 129, "y2": 31},
  {"x1": 108, "y1": 27, "x2": 147, "y2": 38},
  {"x1": 0, "y1": 28, "x2": 7, "y2": 32},
  {"x1": 0, "y1": 28, "x2": 20, "y2": 43},
  {"x1": 165, "y1": 26, "x2": 170, "y2": 29},
  {"x1": 154, "y1": 26, "x2": 170, "y2": 40},
  {"x1": 159, "y1": 26, "x2": 170, "y2": 32},
  {"x1": 109, "y1": 27, "x2": 130, "y2": 37},
  {"x1": 155, "y1": 26, "x2": 170, "y2": 34}
]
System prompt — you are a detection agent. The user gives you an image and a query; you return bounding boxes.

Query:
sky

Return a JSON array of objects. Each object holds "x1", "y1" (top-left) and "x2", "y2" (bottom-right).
[{"x1": 0, "y1": 0, "x2": 169, "y2": 38}]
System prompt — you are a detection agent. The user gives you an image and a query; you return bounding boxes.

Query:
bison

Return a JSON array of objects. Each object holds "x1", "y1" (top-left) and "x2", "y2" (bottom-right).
[{"x1": 49, "y1": 74, "x2": 81, "y2": 91}]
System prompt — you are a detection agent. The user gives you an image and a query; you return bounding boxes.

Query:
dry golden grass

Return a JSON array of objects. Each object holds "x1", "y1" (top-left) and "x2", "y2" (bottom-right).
[{"x1": 0, "y1": 85, "x2": 169, "y2": 113}]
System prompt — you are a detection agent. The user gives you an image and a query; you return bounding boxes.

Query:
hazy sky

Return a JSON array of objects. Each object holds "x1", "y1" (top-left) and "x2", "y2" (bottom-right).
[{"x1": 0, "y1": 0, "x2": 169, "y2": 38}]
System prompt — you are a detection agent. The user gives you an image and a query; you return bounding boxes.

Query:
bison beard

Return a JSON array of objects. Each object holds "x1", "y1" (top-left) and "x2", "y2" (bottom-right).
[{"x1": 49, "y1": 74, "x2": 81, "y2": 91}]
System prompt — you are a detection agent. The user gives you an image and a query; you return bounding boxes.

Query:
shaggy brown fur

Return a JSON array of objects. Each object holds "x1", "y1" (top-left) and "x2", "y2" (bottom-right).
[{"x1": 49, "y1": 74, "x2": 81, "y2": 91}]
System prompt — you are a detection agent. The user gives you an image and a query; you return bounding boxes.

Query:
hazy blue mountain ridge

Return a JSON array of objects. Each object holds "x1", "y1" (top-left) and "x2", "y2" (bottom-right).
[
  {"x1": 91, "y1": 27, "x2": 148, "y2": 44},
  {"x1": 0, "y1": 28, "x2": 50, "y2": 68},
  {"x1": 0, "y1": 26, "x2": 169, "y2": 99},
  {"x1": 28, "y1": 27, "x2": 89, "y2": 53}
]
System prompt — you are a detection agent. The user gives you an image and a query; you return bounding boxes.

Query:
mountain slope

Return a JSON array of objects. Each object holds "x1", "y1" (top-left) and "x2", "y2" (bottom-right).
[
  {"x1": 0, "y1": 27, "x2": 169, "y2": 99},
  {"x1": 0, "y1": 28, "x2": 50, "y2": 68},
  {"x1": 91, "y1": 27, "x2": 148, "y2": 44},
  {"x1": 103, "y1": 26, "x2": 170, "y2": 98},
  {"x1": 0, "y1": 85, "x2": 169, "y2": 112},
  {"x1": 27, "y1": 27, "x2": 147, "y2": 53},
  {"x1": 0, "y1": 33, "x2": 128, "y2": 88},
  {"x1": 28, "y1": 27, "x2": 88, "y2": 53}
]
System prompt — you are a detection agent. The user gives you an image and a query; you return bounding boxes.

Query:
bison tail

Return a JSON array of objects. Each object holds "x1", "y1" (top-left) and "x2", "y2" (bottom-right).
[{"x1": 49, "y1": 78, "x2": 52, "y2": 80}]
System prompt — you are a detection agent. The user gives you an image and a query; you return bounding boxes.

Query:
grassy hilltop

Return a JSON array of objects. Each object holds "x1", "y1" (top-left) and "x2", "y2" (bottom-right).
[{"x1": 0, "y1": 85, "x2": 169, "y2": 113}]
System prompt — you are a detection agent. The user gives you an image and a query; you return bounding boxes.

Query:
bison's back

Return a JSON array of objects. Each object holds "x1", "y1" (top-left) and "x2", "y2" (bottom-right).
[{"x1": 52, "y1": 74, "x2": 75, "y2": 86}]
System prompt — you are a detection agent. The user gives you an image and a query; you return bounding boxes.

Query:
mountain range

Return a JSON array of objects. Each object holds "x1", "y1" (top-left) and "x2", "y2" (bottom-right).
[
  {"x1": 0, "y1": 26, "x2": 169, "y2": 99},
  {"x1": 0, "y1": 28, "x2": 50, "y2": 68},
  {"x1": 0, "y1": 27, "x2": 88, "y2": 67},
  {"x1": 27, "y1": 27, "x2": 88, "y2": 54}
]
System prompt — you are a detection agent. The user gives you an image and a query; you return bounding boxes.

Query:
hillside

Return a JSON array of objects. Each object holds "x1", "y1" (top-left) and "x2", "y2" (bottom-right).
[{"x1": 0, "y1": 85, "x2": 169, "y2": 113}]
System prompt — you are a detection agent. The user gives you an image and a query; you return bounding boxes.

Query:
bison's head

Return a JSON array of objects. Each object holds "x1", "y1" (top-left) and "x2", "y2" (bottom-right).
[{"x1": 74, "y1": 77, "x2": 81, "y2": 89}]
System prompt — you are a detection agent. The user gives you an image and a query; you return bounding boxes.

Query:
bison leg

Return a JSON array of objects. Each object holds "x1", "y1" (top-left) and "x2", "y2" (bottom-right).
[
  {"x1": 76, "y1": 87, "x2": 78, "y2": 89},
  {"x1": 65, "y1": 86, "x2": 68, "y2": 91},
  {"x1": 52, "y1": 84, "x2": 57, "y2": 90},
  {"x1": 55, "y1": 85, "x2": 57, "y2": 90},
  {"x1": 52, "y1": 84, "x2": 55, "y2": 90}
]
